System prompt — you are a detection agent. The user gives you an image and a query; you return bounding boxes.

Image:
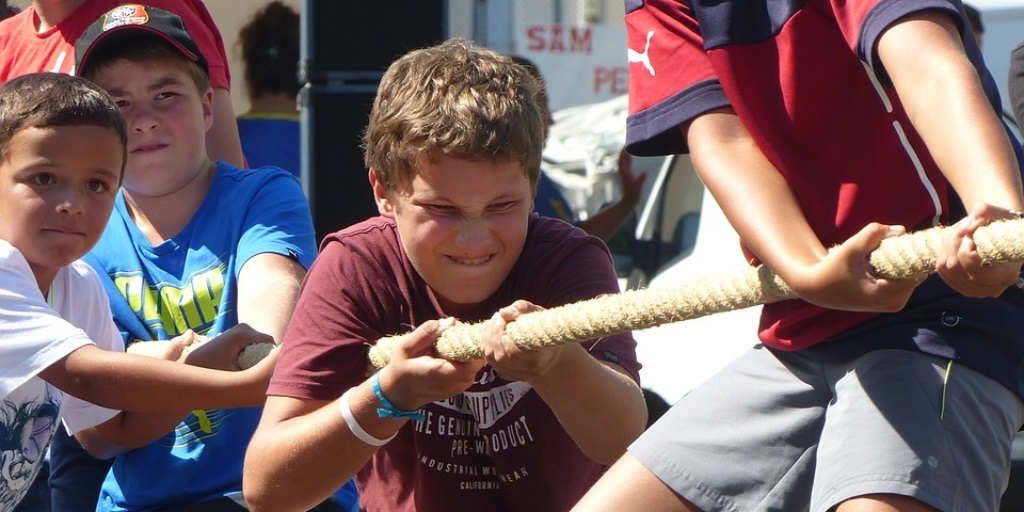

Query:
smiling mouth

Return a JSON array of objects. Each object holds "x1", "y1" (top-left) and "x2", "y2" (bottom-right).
[{"x1": 449, "y1": 254, "x2": 494, "y2": 266}]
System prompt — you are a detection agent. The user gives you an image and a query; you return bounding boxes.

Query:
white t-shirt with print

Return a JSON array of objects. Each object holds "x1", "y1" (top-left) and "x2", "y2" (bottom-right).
[{"x1": 0, "y1": 240, "x2": 121, "y2": 511}]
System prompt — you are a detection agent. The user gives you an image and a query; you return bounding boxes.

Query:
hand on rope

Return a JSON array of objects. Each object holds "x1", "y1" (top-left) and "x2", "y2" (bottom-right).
[
  {"x1": 783, "y1": 222, "x2": 924, "y2": 314},
  {"x1": 367, "y1": 215, "x2": 1024, "y2": 369},
  {"x1": 126, "y1": 323, "x2": 276, "y2": 370},
  {"x1": 934, "y1": 204, "x2": 1024, "y2": 297},
  {"x1": 372, "y1": 317, "x2": 485, "y2": 411},
  {"x1": 481, "y1": 300, "x2": 576, "y2": 383}
]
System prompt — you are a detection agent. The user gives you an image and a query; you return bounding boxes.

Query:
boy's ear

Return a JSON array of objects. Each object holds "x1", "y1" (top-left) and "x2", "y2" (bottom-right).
[
  {"x1": 368, "y1": 168, "x2": 394, "y2": 217},
  {"x1": 201, "y1": 87, "x2": 214, "y2": 133}
]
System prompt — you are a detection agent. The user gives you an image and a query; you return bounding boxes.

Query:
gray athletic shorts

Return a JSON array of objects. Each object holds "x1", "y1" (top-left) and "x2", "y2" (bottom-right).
[{"x1": 631, "y1": 347, "x2": 1024, "y2": 512}]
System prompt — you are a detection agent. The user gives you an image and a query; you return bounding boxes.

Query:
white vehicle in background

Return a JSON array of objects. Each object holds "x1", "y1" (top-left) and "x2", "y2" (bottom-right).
[{"x1": 623, "y1": 153, "x2": 759, "y2": 406}]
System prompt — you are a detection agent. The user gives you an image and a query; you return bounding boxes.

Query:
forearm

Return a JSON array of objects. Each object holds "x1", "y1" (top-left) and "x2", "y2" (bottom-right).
[
  {"x1": 881, "y1": 11, "x2": 1023, "y2": 210},
  {"x1": 238, "y1": 254, "x2": 306, "y2": 344},
  {"x1": 245, "y1": 389, "x2": 405, "y2": 511},
  {"x1": 580, "y1": 199, "x2": 636, "y2": 241},
  {"x1": 528, "y1": 345, "x2": 646, "y2": 464},
  {"x1": 43, "y1": 345, "x2": 267, "y2": 411},
  {"x1": 76, "y1": 410, "x2": 189, "y2": 459},
  {"x1": 687, "y1": 110, "x2": 827, "y2": 284}
]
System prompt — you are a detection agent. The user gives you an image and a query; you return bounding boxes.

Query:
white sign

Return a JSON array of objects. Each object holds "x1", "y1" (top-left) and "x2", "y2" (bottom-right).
[{"x1": 515, "y1": 24, "x2": 628, "y2": 111}]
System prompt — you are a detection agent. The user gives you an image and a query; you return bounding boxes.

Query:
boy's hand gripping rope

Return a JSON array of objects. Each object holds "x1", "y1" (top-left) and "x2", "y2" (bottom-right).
[
  {"x1": 365, "y1": 218, "x2": 1024, "y2": 370},
  {"x1": 127, "y1": 337, "x2": 275, "y2": 370}
]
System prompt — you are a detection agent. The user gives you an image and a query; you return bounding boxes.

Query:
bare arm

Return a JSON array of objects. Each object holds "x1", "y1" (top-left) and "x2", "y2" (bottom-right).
[
  {"x1": 687, "y1": 109, "x2": 921, "y2": 311},
  {"x1": 208, "y1": 88, "x2": 246, "y2": 168},
  {"x1": 39, "y1": 344, "x2": 274, "y2": 411},
  {"x1": 224, "y1": 252, "x2": 306, "y2": 401},
  {"x1": 72, "y1": 325, "x2": 277, "y2": 457},
  {"x1": 74, "y1": 410, "x2": 189, "y2": 459},
  {"x1": 244, "y1": 394, "x2": 386, "y2": 512},
  {"x1": 244, "y1": 320, "x2": 484, "y2": 511},
  {"x1": 480, "y1": 301, "x2": 647, "y2": 464},
  {"x1": 879, "y1": 10, "x2": 1024, "y2": 296},
  {"x1": 237, "y1": 252, "x2": 307, "y2": 345},
  {"x1": 579, "y1": 150, "x2": 647, "y2": 241},
  {"x1": 879, "y1": 11, "x2": 1022, "y2": 212}
]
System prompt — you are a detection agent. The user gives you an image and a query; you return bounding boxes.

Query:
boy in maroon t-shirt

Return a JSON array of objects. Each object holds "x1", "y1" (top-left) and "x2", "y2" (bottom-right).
[{"x1": 243, "y1": 38, "x2": 647, "y2": 512}]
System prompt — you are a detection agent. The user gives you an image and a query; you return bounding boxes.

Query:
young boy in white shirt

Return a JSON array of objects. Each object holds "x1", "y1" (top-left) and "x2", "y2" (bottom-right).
[{"x1": 0, "y1": 71, "x2": 272, "y2": 512}]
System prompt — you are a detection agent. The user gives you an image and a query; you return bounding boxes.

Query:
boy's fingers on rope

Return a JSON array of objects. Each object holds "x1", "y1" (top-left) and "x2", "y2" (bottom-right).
[
  {"x1": 803, "y1": 222, "x2": 918, "y2": 313},
  {"x1": 377, "y1": 317, "x2": 483, "y2": 410},
  {"x1": 936, "y1": 206, "x2": 1024, "y2": 297},
  {"x1": 398, "y1": 317, "x2": 453, "y2": 359},
  {"x1": 481, "y1": 301, "x2": 564, "y2": 382},
  {"x1": 367, "y1": 218, "x2": 1024, "y2": 368}
]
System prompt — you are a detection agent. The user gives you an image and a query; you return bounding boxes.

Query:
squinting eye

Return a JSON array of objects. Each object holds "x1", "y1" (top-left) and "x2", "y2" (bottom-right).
[
  {"x1": 31, "y1": 175, "x2": 56, "y2": 186},
  {"x1": 426, "y1": 204, "x2": 457, "y2": 214},
  {"x1": 490, "y1": 202, "x2": 516, "y2": 211}
]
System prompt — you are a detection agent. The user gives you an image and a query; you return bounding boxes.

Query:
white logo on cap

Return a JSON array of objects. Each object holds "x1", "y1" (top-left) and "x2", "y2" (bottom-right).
[{"x1": 102, "y1": 4, "x2": 150, "y2": 32}]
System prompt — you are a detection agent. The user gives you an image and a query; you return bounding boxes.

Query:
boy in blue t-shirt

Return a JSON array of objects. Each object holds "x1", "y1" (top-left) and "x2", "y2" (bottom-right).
[{"x1": 44, "y1": 5, "x2": 319, "y2": 511}]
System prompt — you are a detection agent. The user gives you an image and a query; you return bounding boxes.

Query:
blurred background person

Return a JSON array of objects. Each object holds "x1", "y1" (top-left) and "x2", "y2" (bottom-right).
[
  {"x1": 510, "y1": 55, "x2": 646, "y2": 243},
  {"x1": 236, "y1": 0, "x2": 301, "y2": 177},
  {"x1": 0, "y1": 0, "x2": 19, "y2": 20}
]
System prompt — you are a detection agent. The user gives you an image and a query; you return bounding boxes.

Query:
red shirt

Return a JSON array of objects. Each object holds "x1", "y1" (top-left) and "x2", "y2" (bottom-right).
[
  {"x1": 0, "y1": 0, "x2": 229, "y2": 90},
  {"x1": 624, "y1": 0, "x2": 1004, "y2": 350}
]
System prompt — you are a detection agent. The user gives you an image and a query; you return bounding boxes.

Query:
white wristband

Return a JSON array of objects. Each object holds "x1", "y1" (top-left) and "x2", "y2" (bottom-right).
[{"x1": 339, "y1": 388, "x2": 397, "y2": 447}]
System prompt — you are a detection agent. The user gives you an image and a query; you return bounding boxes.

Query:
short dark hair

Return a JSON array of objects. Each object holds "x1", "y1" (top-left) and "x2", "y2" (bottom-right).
[
  {"x1": 239, "y1": 1, "x2": 300, "y2": 100},
  {"x1": 0, "y1": 73, "x2": 127, "y2": 178}
]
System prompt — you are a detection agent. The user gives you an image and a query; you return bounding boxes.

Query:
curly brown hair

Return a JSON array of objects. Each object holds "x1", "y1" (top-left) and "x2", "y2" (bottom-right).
[{"x1": 363, "y1": 38, "x2": 545, "y2": 195}]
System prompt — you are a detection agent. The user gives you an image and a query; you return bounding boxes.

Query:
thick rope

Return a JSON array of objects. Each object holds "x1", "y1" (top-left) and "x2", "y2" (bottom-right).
[
  {"x1": 367, "y1": 218, "x2": 1024, "y2": 369},
  {"x1": 126, "y1": 339, "x2": 275, "y2": 370}
]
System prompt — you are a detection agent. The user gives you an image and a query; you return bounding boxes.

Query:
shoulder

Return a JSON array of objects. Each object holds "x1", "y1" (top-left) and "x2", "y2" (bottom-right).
[
  {"x1": 312, "y1": 217, "x2": 407, "y2": 279},
  {"x1": 56, "y1": 260, "x2": 110, "y2": 312},
  {"x1": 321, "y1": 217, "x2": 399, "y2": 254},
  {"x1": 53, "y1": 261, "x2": 118, "y2": 344},
  {"x1": 0, "y1": 239, "x2": 18, "y2": 260},
  {"x1": 517, "y1": 215, "x2": 614, "y2": 279},
  {"x1": 140, "y1": 0, "x2": 218, "y2": 27},
  {"x1": 0, "y1": 240, "x2": 33, "y2": 279},
  {"x1": 220, "y1": 161, "x2": 292, "y2": 178},
  {"x1": 217, "y1": 162, "x2": 300, "y2": 190},
  {"x1": 61, "y1": 259, "x2": 105, "y2": 293},
  {"x1": 213, "y1": 163, "x2": 307, "y2": 213},
  {"x1": 526, "y1": 215, "x2": 602, "y2": 249},
  {"x1": 513, "y1": 216, "x2": 619, "y2": 290}
]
